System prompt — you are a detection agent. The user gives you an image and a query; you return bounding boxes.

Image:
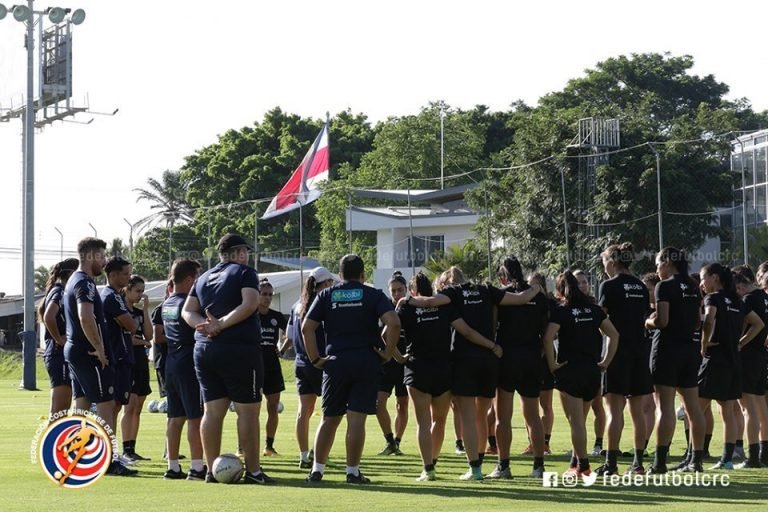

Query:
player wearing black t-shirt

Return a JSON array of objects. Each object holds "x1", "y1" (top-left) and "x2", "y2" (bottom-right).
[
  {"x1": 39, "y1": 258, "x2": 79, "y2": 418},
  {"x1": 151, "y1": 279, "x2": 173, "y2": 401},
  {"x1": 596, "y1": 243, "x2": 651, "y2": 476},
  {"x1": 257, "y1": 279, "x2": 288, "y2": 457},
  {"x1": 406, "y1": 266, "x2": 543, "y2": 481},
  {"x1": 543, "y1": 271, "x2": 619, "y2": 480}
]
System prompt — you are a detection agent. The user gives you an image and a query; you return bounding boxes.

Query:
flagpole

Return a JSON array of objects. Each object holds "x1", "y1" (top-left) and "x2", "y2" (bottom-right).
[
  {"x1": 254, "y1": 203, "x2": 260, "y2": 270},
  {"x1": 299, "y1": 202, "x2": 304, "y2": 289}
]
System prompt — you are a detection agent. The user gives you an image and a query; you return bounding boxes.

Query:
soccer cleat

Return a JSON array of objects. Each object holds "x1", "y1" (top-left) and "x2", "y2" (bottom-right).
[
  {"x1": 486, "y1": 466, "x2": 512, "y2": 479},
  {"x1": 205, "y1": 473, "x2": 218, "y2": 483},
  {"x1": 263, "y1": 447, "x2": 279, "y2": 457},
  {"x1": 305, "y1": 471, "x2": 323, "y2": 483},
  {"x1": 646, "y1": 464, "x2": 667, "y2": 475},
  {"x1": 459, "y1": 468, "x2": 484, "y2": 481},
  {"x1": 578, "y1": 468, "x2": 592, "y2": 479},
  {"x1": 708, "y1": 460, "x2": 733, "y2": 471},
  {"x1": 624, "y1": 464, "x2": 645, "y2": 475},
  {"x1": 672, "y1": 458, "x2": 691, "y2": 471},
  {"x1": 394, "y1": 444, "x2": 404, "y2": 456},
  {"x1": 107, "y1": 461, "x2": 138, "y2": 476},
  {"x1": 308, "y1": 449, "x2": 314, "y2": 463},
  {"x1": 378, "y1": 443, "x2": 398, "y2": 456},
  {"x1": 734, "y1": 460, "x2": 761, "y2": 469},
  {"x1": 595, "y1": 464, "x2": 618, "y2": 476},
  {"x1": 299, "y1": 460, "x2": 312, "y2": 469},
  {"x1": 117, "y1": 454, "x2": 137, "y2": 466},
  {"x1": 732, "y1": 446, "x2": 746, "y2": 462},
  {"x1": 346, "y1": 472, "x2": 371, "y2": 484},
  {"x1": 564, "y1": 467, "x2": 579, "y2": 477},
  {"x1": 678, "y1": 462, "x2": 704, "y2": 473},
  {"x1": 530, "y1": 466, "x2": 545, "y2": 478},
  {"x1": 186, "y1": 466, "x2": 207, "y2": 481},
  {"x1": 591, "y1": 445, "x2": 604, "y2": 456},
  {"x1": 163, "y1": 468, "x2": 187, "y2": 480},
  {"x1": 455, "y1": 440, "x2": 466, "y2": 455},
  {"x1": 416, "y1": 470, "x2": 437, "y2": 482},
  {"x1": 124, "y1": 451, "x2": 151, "y2": 462},
  {"x1": 521, "y1": 444, "x2": 534, "y2": 455},
  {"x1": 244, "y1": 471, "x2": 276, "y2": 484},
  {"x1": 543, "y1": 443, "x2": 552, "y2": 456}
]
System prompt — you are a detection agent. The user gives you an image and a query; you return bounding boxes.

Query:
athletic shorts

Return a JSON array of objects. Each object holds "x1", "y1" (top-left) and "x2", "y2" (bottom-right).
[
  {"x1": 554, "y1": 362, "x2": 601, "y2": 401},
  {"x1": 65, "y1": 345, "x2": 115, "y2": 404},
  {"x1": 194, "y1": 342, "x2": 263, "y2": 404},
  {"x1": 379, "y1": 360, "x2": 407, "y2": 397},
  {"x1": 166, "y1": 352, "x2": 203, "y2": 419},
  {"x1": 540, "y1": 357, "x2": 555, "y2": 391},
  {"x1": 295, "y1": 364, "x2": 323, "y2": 397},
  {"x1": 499, "y1": 349, "x2": 542, "y2": 398},
  {"x1": 651, "y1": 341, "x2": 701, "y2": 389},
  {"x1": 404, "y1": 358, "x2": 451, "y2": 397},
  {"x1": 112, "y1": 363, "x2": 132, "y2": 405},
  {"x1": 44, "y1": 351, "x2": 71, "y2": 389},
  {"x1": 321, "y1": 353, "x2": 379, "y2": 417},
  {"x1": 263, "y1": 357, "x2": 286, "y2": 396},
  {"x1": 604, "y1": 349, "x2": 653, "y2": 397},
  {"x1": 130, "y1": 346, "x2": 152, "y2": 397},
  {"x1": 741, "y1": 351, "x2": 767, "y2": 396},
  {"x1": 699, "y1": 357, "x2": 742, "y2": 401},
  {"x1": 452, "y1": 355, "x2": 499, "y2": 399}
]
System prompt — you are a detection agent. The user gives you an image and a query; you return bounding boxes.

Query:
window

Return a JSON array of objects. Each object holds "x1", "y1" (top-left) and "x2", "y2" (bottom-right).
[
  {"x1": 757, "y1": 184, "x2": 767, "y2": 224},
  {"x1": 746, "y1": 187, "x2": 755, "y2": 225},
  {"x1": 744, "y1": 149, "x2": 755, "y2": 188},
  {"x1": 407, "y1": 235, "x2": 444, "y2": 267},
  {"x1": 757, "y1": 146, "x2": 767, "y2": 185}
]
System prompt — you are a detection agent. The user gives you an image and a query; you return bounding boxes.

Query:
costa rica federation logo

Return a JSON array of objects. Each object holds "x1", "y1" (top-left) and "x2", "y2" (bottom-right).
[{"x1": 38, "y1": 416, "x2": 113, "y2": 488}]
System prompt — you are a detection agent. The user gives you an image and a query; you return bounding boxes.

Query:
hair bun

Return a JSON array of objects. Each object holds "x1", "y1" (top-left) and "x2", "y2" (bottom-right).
[{"x1": 392, "y1": 271, "x2": 403, "y2": 277}]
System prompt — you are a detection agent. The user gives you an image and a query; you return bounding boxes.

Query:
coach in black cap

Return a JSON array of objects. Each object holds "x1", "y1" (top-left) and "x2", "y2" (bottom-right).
[{"x1": 182, "y1": 233, "x2": 275, "y2": 484}]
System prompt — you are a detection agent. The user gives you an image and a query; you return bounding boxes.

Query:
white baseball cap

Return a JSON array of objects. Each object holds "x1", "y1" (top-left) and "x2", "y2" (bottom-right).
[{"x1": 309, "y1": 266, "x2": 338, "y2": 283}]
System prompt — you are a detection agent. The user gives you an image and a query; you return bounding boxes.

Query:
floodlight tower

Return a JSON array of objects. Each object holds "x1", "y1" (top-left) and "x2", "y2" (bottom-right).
[{"x1": 0, "y1": 1, "x2": 86, "y2": 390}]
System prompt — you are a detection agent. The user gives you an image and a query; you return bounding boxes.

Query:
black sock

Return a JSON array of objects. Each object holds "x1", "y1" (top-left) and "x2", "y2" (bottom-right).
[
  {"x1": 692, "y1": 449, "x2": 704, "y2": 465},
  {"x1": 654, "y1": 445, "x2": 668, "y2": 468},
  {"x1": 488, "y1": 436, "x2": 497, "y2": 449},
  {"x1": 545, "y1": 433, "x2": 552, "y2": 444},
  {"x1": 385, "y1": 433, "x2": 395, "y2": 445},
  {"x1": 735, "y1": 439, "x2": 744, "y2": 451},
  {"x1": 456, "y1": 439, "x2": 464, "y2": 449},
  {"x1": 424, "y1": 463, "x2": 435, "y2": 472},
  {"x1": 594, "y1": 437, "x2": 603, "y2": 448},
  {"x1": 578, "y1": 457, "x2": 590, "y2": 471},
  {"x1": 469, "y1": 459, "x2": 481, "y2": 468},
  {"x1": 123, "y1": 440, "x2": 135, "y2": 454},
  {"x1": 395, "y1": 437, "x2": 402, "y2": 446},
  {"x1": 607, "y1": 449, "x2": 620, "y2": 468},
  {"x1": 684, "y1": 429, "x2": 690, "y2": 446},
  {"x1": 533, "y1": 456, "x2": 544, "y2": 469},
  {"x1": 499, "y1": 458, "x2": 510, "y2": 470},
  {"x1": 760, "y1": 441, "x2": 768, "y2": 463},
  {"x1": 569, "y1": 456, "x2": 578, "y2": 468},
  {"x1": 633, "y1": 448, "x2": 644, "y2": 467},
  {"x1": 266, "y1": 437, "x2": 274, "y2": 449},
  {"x1": 703, "y1": 434, "x2": 713, "y2": 453},
  {"x1": 748, "y1": 443, "x2": 760, "y2": 464},
  {"x1": 478, "y1": 453, "x2": 485, "y2": 464},
  {"x1": 722, "y1": 442, "x2": 735, "y2": 463}
]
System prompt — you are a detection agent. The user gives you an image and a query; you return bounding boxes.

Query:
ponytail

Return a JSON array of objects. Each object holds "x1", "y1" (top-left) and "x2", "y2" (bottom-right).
[
  {"x1": 702, "y1": 263, "x2": 737, "y2": 299},
  {"x1": 497, "y1": 257, "x2": 528, "y2": 290},
  {"x1": 657, "y1": 246, "x2": 690, "y2": 278},
  {"x1": 299, "y1": 276, "x2": 318, "y2": 321},
  {"x1": 410, "y1": 271, "x2": 433, "y2": 297},
  {"x1": 601, "y1": 242, "x2": 634, "y2": 271},
  {"x1": 555, "y1": 270, "x2": 590, "y2": 307},
  {"x1": 37, "y1": 258, "x2": 79, "y2": 321}
]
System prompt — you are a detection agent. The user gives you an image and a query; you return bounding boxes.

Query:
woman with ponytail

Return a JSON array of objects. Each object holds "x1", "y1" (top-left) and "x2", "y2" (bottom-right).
[
  {"x1": 543, "y1": 270, "x2": 619, "y2": 479},
  {"x1": 40, "y1": 258, "x2": 79, "y2": 417}
]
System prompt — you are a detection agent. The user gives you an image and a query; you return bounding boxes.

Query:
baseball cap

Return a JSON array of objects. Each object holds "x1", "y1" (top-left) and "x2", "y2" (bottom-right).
[
  {"x1": 217, "y1": 233, "x2": 253, "y2": 252},
  {"x1": 309, "y1": 266, "x2": 338, "y2": 283}
]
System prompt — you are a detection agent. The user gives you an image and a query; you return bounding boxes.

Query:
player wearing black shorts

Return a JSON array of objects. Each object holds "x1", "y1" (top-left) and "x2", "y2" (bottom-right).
[
  {"x1": 376, "y1": 272, "x2": 409, "y2": 456},
  {"x1": 489, "y1": 258, "x2": 549, "y2": 480},
  {"x1": 39, "y1": 258, "x2": 79, "y2": 418},
  {"x1": 406, "y1": 265, "x2": 543, "y2": 480},
  {"x1": 527, "y1": 272, "x2": 556, "y2": 455},
  {"x1": 645, "y1": 247, "x2": 706, "y2": 474},
  {"x1": 286, "y1": 266, "x2": 336, "y2": 468},
  {"x1": 162, "y1": 259, "x2": 205, "y2": 481},
  {"x1": 182, "y1": 234, "x2": 274, "y2": 485},
  {"x1": 302, "y1": 254, "x2": 400, "y2": 484},
  {"x1": 597, "y1": 243, "x2": 652, "y2": 476},
  {"x1": 733, "y1": 267, "x2": 768, "y2": 467},
  {"x1": 121, "y1": 275, "x2": 153, "y2": 462},
  {"x1": 543, "y1": 271, "x2": 619, "y2": 479},
  {"x1": 699, "y1": 264, "x2": 763, "y2": 470},
  {"x1": 257, "y1": 278, "x2": 288, "y2": 457},
  {"x1": 151, "y1": 279, "x2": 173, "y2": 403},
  {"x1": 63, "y1": 237, "x2": 135, "y2": 476}
]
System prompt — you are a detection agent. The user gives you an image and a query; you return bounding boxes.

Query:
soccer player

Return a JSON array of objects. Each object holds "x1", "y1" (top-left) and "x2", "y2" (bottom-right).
[
  {"x1": 543, "y1": 271, "x2": 619, "y2": 478},
  {"x1": 121, "y1": 274, "x2": 153, "y2": 461},
  {"x1": 527, "y1": 272, "x2": 556, "y2": 456},
  {"x1": 645, "y1": 247, "x2": 706, "y2": 474},
  {"x1": 151, "y1": 279, "x2": 173, "y2": 408},
  {"x1": 733, "y1": 267, "x2": 768, "y2": 467},
  {"x1": 39, "y1": 258, "x2": 79, "y2": 418},
  {"x1": 597, "y1": 243, "x2": 652, "y2": 476},
  {"x1": 405, "y1": 266, "x2": 543, "y2": 480},
  {"x1": 63, "y1": 237, "x2": 136, "y2": 476},
  {"x1": 286, "y1": 267, "x2": 337, "y2": 468},
  {"x1": 376, "y1": 271, "x2": 409, "y2": 456},
  {"x1": 699, "y1": 264, "x2": 763, "y2": 470},
  {"x1": 491, "y1": 257, "x2": 549, "y2": 479},
  {"x1": 163, "y1": 258, "x2": 206, "y2": 480},
  {"x1": 182, "y1": 234, "x2": 274, "y2": 484},
  {"x1": 257, "y1": 278, "x2": 288, "y2": 457},
  {"x1": 302, "y1": 254, "x2": 400, "y2": 484}
]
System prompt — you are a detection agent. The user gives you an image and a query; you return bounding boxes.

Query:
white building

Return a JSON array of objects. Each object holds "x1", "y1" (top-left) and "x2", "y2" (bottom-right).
[{"x1": 346, "y1": 184, "x2": 480, "y2": 291}]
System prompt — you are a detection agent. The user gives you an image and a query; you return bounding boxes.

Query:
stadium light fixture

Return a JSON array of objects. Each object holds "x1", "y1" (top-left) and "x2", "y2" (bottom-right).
[
  {"x1": 12, "y1": 4, "x2": 31, "y2": 22},
  {"x1": 70, "y1": 7, "x2": 84, "y2": 25},
  {"x1": 46, "y1": 6, "x2": 65, "y2": 23},
  {"x1": 0, "y1": 4, "x2": 8, "y2": 20}
]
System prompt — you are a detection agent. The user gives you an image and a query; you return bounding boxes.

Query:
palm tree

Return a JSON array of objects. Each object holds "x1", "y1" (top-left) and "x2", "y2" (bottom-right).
[
  {"x1": 134, "y1": 170, "x2": 194, "y2": 268},
  {"x1": 423, "y1": 240, "x2": 489, "y2": 282}
]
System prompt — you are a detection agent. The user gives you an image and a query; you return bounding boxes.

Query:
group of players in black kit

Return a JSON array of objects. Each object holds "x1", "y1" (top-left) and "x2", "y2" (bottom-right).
[{"x1": 38, "y1": 233, "x2": 768, "y2": 484}]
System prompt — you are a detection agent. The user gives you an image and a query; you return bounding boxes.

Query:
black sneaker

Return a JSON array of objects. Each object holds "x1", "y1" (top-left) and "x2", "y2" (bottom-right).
[
  {"x1": 595, "y1": 464, "x2": 618, "y2": 476},
  {"x1": 299, "y1": 460, "x2": 312, "y2": 469},
  {"x1": 131, "y1": 452, "x2": 151, "y2": 461},
  {"x1": 164, "y1": 468, "x2": 187, "y2": 480},
  {"x1": 346, "y1": 471, "x2": 371, "y2": 484},
  {"x1": 672, "y1": 459, "x2": 690, "y2": 471},
  {"x1": 205, "y1": 473, "x2": 219, "y2": 484},
  {"x1": 305, "y1": 471, "x2": 323, "y2": 483},
  {"x1": 107, "y1": 461, "x2": 138, "y2": 476},
  {"x1": 646, "y1": 464, "x2": 667, "y2": 475},
  {"x1": 679, "y1": 462, "x2": 704, "y2": 473},
  {"x1": 187, "y1": 466, "x2": 207, "y2": 481},
  {"x1": 244, "y1": 471, "x2": 276, "y2": 485}
]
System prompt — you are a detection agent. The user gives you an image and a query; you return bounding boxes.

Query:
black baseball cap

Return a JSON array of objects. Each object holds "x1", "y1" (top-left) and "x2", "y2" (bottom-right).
[{"x1": 217, "y1": 233, "x2": 253, "y2": 253}]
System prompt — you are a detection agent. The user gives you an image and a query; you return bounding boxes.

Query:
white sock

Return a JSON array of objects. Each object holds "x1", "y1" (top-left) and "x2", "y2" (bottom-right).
[
  {"x1": 346, "y1": 465, "x2": 360, "y2": 476},
  {"x1": 301, "y1": 450, "x2": 310, "y2": 462},
  {"x1": 168, "y1": 459, "x2": 181, "y2": 472},
  {"x1": 191, "y1": 459, "x2": 204, "y2": 472},
  {"x1": 312, "y1": 462, "x2": 325, "y2": 474}
]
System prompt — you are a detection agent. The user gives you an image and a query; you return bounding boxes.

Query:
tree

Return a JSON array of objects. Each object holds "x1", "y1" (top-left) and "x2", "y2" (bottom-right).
[
  {"x1": 423, "y1": 240, "x2": 489, "y2": 282},
  {"x1": 109, "y1": 238, "x2": 126, "y2": 258},
  {"x1": 131, "y1": 225, "x2": 208, "y2": 281},
  {"x1": 34, "y1": 266, "x2": 50, "y2": 293}
]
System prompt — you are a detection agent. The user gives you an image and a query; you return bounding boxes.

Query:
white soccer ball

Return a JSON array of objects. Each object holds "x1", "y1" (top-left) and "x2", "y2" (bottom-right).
[
  {"x1": 676, "y1": 405, "x2": 686, "y2": 421},
  {"x1": 229, "y1": 402, "x2": 236, "y2": 412},
  {"x1": 212, "y1": 453, "x2": 244, "y2": 484},
  {"x1": 147, "y1": 400, "x2": 159, "y2": 413},
  {"x1": 277, "y1": 401, "x2": 284, "y2": 414},
  {"x1": 158, "y1": 400, "x2": 168, "y2": 414}
]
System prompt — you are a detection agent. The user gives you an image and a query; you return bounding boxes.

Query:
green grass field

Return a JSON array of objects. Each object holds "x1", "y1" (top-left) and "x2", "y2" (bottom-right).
[{"x1": 2, "y1": 350, "x2": 767, "y2": 511}]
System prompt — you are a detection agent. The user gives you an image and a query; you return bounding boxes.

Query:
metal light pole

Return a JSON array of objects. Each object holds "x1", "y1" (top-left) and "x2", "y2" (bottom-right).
[
  {"x1": 123, "y1": 218, "x2": 134, "y2": 259},
  {"x1": 650, "y1": 145, "x2": 664, "y2": 250},
  {"x1": 737, "y1": 140, "x2": 749, "y2": 264},
  {"x1": 88, "y1": 222, "x2": 97, "y2": 238},
  {"x1": 54, "y1": 226, "x2": 63, "y2": 261},
  {"x1": 439, "y1": 101, "x2": 446, "y2": 190}
]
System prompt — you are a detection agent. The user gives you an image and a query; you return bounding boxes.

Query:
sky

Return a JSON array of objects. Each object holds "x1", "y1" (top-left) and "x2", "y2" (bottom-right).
[{"x1": 1, "y1": 0, "x2": 768, "y2": 295}]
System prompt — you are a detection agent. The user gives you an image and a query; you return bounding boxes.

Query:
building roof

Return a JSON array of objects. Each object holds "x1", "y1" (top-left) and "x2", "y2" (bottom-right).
[{"x1": 351, "y1": 183, "x2": 478, "y2": 204}]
